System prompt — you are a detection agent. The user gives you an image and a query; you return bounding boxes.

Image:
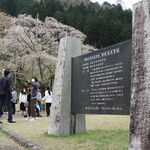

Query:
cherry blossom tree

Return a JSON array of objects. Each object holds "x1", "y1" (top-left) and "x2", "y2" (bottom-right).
[{"x1": 0, "y1": 14, "x2": 96, "y2": 87}]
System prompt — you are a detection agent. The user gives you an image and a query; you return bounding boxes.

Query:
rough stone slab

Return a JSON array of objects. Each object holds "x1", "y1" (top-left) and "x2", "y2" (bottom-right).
[
  {"x1": 48, "y1": 36, "x2": 86, "y2": 136},
  {"x1": 32, "y1": 146, "x2": 41, "y2": 150},
  {"x1": 129, "y1": 0, "x2": 150, "y2": 150},
  {"x1": 74, "y1": 114, "x2": 86, "y2": 134}
]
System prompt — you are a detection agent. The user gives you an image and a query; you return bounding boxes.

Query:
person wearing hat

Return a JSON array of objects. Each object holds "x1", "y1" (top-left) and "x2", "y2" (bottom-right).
[{"x1": 0, "y1": 69, "x2": 16, "y2": 124}]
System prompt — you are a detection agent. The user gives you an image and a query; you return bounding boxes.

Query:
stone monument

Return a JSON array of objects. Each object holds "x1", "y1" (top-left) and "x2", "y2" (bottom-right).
[
  {"x1": 129, "y1": 0, "x2": 150, "y2": 149},
  {"x1": 48, "y1": 36, "x2": 86, "y2": 136}
]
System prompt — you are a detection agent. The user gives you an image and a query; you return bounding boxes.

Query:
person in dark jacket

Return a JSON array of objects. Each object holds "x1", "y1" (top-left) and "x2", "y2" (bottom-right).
[
  {"x1": 27, "y1": 77, "x2": 40, "y2": 121},
  {"x1": 0, "y1": 69, "x2": 16, "y2": 124}
]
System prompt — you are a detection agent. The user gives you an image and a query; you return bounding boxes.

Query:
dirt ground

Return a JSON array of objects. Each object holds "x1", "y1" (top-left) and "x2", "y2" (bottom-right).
[{"x1": 0, "y1": 109, "x2": 46, "y2": 121}]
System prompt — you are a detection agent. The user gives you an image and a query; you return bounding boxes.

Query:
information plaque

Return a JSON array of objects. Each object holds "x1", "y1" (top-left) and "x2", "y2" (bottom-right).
[{"x1": 71, "y1": 40, "x2": 131, "y2": 115}]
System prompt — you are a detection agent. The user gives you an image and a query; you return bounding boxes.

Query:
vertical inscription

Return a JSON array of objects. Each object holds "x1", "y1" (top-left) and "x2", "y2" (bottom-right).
[{"x1": 72, "y1": 40, "x2": 131, "y2": 115}]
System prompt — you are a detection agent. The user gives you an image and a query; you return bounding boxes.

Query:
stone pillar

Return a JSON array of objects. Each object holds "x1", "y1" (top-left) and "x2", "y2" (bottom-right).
[
  {"x1": 129, "y1": 0, "x2": 150, "y2": 149},
  {"x1": 48, "y1": 36, "x2": 86, "y2": 136}
]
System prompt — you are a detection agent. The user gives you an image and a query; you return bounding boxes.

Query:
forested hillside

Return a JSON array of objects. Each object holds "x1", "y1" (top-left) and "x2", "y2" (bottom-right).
[{"x1": 0, "y1": 0, "x2": 132, "y2": 48}]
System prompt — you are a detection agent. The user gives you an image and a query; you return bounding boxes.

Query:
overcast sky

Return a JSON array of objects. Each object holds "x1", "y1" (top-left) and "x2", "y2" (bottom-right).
[{"x1": 90, "y1": 0, "x2": 141, "y2": 9}]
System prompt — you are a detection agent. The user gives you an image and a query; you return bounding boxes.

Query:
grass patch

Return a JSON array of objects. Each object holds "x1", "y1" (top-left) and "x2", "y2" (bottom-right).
[
  {"x1": 43, "y1": 129, "x2": 129, "y2": 150},
  {"x1": 3, "y1": 115, "x2": 130, "y2": 150},
  {"x1": 0, "y1": 130, "x2": 25, "y2": 150}
]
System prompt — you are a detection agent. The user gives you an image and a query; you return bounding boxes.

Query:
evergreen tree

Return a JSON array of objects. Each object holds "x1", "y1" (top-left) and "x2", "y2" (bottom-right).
[
  {"x1": 29, "y1": 1, "x2": 45, "y2": 20},
  {"x1": 0, "y1": 0, "x2": 132, "y2": 48},
  {"x1": 0, "y1": 0, "x2": 17, "y2": 16}
]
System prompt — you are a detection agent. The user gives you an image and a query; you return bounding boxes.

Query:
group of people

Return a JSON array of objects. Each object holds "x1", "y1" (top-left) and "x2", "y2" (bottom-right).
[
  {"x1": 19, "y1": 86, "x2": 52, "y2": 120},
  {"x1": 0, "y1": 69, "x2": 53, "y2": 124}
]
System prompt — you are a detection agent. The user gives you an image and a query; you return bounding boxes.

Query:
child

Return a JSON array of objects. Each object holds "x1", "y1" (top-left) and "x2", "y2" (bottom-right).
[{"x1": 36, "y1": 101, "x2": 41, "y2": 117}]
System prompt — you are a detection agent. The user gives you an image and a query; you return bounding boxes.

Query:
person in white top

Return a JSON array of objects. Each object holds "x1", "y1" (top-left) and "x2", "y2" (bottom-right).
[
  {"x1": 19, "y1": 88, "x2": 27, "y2": 116},
  {"x1": 43, "y1": 87, "x2": 52, "y2": 116}
]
